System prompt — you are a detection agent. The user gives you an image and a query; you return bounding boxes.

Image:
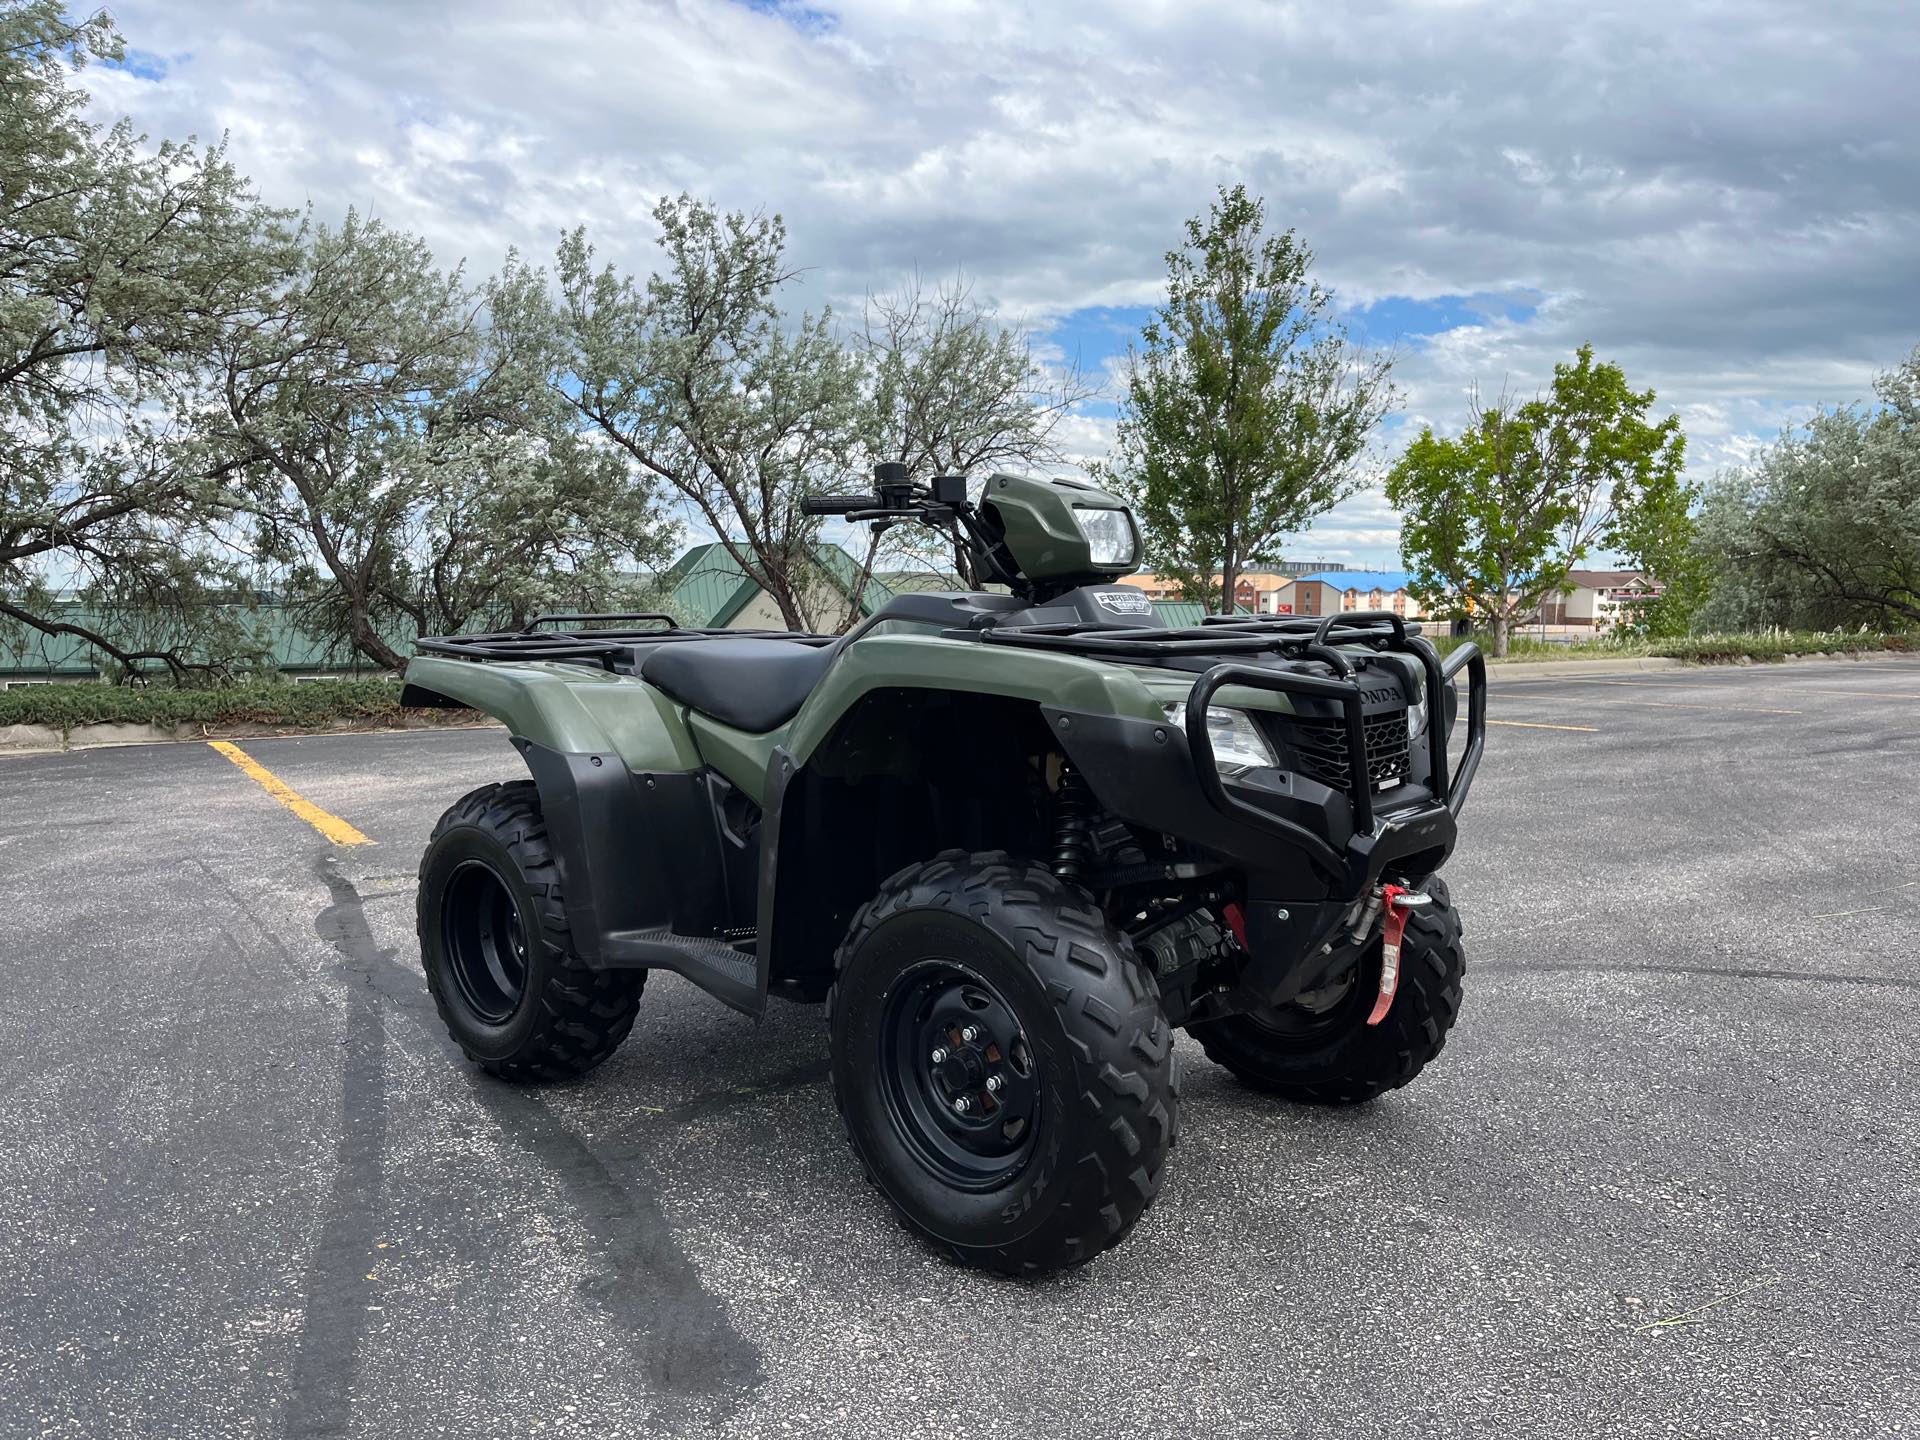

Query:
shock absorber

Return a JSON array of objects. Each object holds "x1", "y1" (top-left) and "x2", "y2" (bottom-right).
[{"x1": 1051, "y1": 767, "x2": 1095, "y2": 883}]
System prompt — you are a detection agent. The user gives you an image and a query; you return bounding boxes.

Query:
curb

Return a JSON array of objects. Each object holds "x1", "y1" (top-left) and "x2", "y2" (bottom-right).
[
  {"x1": 1480, "y1": 650, "x2": 1902, "y2": 682},
  {"x1": 0, "y1": 714, "x2": 501, "y2": 757},
  {"x1": 1483, "y1": 656, "x2": 1684, "y2": 680}
]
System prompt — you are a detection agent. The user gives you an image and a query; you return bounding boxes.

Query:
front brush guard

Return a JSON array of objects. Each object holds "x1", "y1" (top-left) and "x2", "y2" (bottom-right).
[
  {"x1": 1185, "y1": 618, "x2": 1486, "y2": 873},
  {"x1": 1183, "y1": 626, "x2": 1485, "y2": 1008}
]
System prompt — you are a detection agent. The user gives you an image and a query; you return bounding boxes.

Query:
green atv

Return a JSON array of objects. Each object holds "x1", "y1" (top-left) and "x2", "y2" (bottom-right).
[{"x1": 403, "y1": 465, "x2": 1486, "y2": 1276}]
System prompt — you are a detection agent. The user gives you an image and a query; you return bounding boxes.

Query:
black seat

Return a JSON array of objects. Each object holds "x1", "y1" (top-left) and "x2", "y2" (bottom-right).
[{"x1": 640, "y1": 639, "x2": 837, "y2": 733}]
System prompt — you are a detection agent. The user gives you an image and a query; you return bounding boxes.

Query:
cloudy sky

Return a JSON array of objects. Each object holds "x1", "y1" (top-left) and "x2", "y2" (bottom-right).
[{"x1": 87, "y1": 0, "x2": 1920, "y2": 567}]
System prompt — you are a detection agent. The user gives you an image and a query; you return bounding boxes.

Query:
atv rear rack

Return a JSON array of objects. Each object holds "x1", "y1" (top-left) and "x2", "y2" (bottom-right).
[{"x1": 415, "y1": 614, "x2": 832, "y2": 672}]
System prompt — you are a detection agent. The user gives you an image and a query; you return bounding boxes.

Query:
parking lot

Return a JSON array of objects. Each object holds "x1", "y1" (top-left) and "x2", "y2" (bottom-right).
[{"x1": 2, "y1": 659, "x2": 1916, "y2": 1439}]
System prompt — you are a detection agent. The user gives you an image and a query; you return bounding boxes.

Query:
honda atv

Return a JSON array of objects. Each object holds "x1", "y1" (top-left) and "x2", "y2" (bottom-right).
[{"x1": 402, "y1": 464, "x2": 1486, "y2": 1276}]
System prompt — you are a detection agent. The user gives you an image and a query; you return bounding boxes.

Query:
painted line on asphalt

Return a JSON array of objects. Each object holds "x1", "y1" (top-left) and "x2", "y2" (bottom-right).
[
  {"x1": 207, "y1": 741, "x2": 375, "y2": 847},
  {"x1": 1491, "y1": 684, "x2": 1804, "y2": 715},
  {"x1": 1487, "y1": 718, "x2": 1600, "y2": 732},
  {"x1": 1576, "y1": 696, "x2": 1804, "y2": 715},
  {"x1": 1760, "y1": 683, "x2": 1920, "y2": 700}
]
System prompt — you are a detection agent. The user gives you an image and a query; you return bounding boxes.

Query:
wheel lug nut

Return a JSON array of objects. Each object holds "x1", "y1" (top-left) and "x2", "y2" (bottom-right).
[
  {"x1": 953, "y1": 1095, "x2": 973, "y2": 1114},
  {"x1": 930, "y1": 1046, "x2": 949, "y2": 1065},
  {"x1": 961, "y1": 1025, "x2": 981, "y2": 1043},
  {"x1": 986, "y1": 1075, "x2": 1004, "y2": 1093}
]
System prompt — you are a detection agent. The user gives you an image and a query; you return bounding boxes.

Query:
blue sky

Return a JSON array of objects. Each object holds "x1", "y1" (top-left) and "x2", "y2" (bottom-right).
[{"x1": 83, "y1": 0, "x2": 1920, "y2": 569}]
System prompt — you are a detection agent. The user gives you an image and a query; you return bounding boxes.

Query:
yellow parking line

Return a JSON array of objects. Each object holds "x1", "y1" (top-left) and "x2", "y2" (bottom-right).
[
  {"x1": 207, "y1": 741, "x2": 374, "y2": 847},
  {"x1": 1488, "y1": 718, "x2": 1600, "y2": 732}
]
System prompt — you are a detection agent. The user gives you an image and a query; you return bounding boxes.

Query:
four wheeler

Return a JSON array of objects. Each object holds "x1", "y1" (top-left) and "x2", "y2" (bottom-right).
[{"x1": 402, "y1": 464, "x2": 1486, "y2": 1276}]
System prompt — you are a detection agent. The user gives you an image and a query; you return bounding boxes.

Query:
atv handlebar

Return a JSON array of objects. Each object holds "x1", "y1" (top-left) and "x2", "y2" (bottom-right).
[{"x1": 801, "y1": 494, "x2": 882, "y2": 516}]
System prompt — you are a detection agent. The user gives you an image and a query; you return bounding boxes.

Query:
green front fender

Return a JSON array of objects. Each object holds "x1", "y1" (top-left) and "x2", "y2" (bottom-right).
[
  {"x1": 780, "y1": 632, "x2": 1312, "y2": 764},
  {"x1": 402, "y1": 655, "x2": 702, "y2": 773}
]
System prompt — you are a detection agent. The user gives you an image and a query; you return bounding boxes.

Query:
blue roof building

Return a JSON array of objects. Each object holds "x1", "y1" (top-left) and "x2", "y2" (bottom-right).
[{"x1": 1292, "y1": 570, "x2": 1416, "y2": 593}]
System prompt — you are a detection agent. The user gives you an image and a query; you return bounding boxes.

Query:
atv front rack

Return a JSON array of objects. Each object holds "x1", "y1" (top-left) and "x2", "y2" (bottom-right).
[
  {"x1": 988, "y1": 610, "x2": 1487, "y2": 862},
  {"x1": 1188, "y1": 636, "x2": 1484, "y2": 852}
]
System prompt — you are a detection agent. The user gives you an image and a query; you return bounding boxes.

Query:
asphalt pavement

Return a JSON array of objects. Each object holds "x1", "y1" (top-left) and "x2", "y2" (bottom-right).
[{"x1": 1, "y1": 658, "x2": 1916, "y2": 1438}]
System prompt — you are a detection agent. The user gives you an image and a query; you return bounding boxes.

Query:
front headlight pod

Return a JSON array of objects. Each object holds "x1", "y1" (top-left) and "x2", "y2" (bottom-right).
[
  {"x1": 1073, "y1": 507, "x2": 1138, "y2": 567},
  {"x1": 1161, "y1": 702, "x2": 1279, "y2": 776}
]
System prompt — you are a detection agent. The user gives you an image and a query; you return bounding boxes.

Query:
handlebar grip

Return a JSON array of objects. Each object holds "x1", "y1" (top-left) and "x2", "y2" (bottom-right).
[{"x1": 801, "y1": 493, "x2": 882, "y2": 516}]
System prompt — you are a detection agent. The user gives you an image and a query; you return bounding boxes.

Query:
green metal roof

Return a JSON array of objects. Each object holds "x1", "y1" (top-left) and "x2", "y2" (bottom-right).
[
  {"x1": 1150, "y1": 600, "x2": 1253, "y2": 627},
  {"x1": 661, "y1": 543, "x2": 896, "y2": 628},
  {"x1": 1151, "y1": 600, "x2": 1207, "y2": 628},
  {"x1": 660, "y1": 544, "x2": 763, "y2": 628}
]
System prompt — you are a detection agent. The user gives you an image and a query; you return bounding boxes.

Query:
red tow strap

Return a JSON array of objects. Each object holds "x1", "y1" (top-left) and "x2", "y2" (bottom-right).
[
  {"x1": 1366, "y1": 885, "x2": 1410, "y2": 1026},
  {"x1": 1222, "y1": 902, "x2": 1250, "y2": 953}
]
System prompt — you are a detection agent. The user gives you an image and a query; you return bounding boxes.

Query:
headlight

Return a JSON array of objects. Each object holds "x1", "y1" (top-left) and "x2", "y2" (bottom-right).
[
  {"x1": 1406, "y1": 671, "x2": 1429, "y2": 741},
  {"x1": 1073, "y1": 507, "x2": 1138, "y2": 567},
  {"x1": 1161, "y1": 702, "x2": 1279, "y2": 776}
]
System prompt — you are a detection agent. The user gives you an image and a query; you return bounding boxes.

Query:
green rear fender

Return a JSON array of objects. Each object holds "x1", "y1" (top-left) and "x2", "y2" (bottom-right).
[{"x1": 402, "y1": 655, "x2": 701, "y2": 772}]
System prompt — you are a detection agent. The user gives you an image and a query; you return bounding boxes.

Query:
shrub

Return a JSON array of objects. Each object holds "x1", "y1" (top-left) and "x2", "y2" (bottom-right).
[{"x1": 0, "y1": 679, "x2": 411, "y2": 730}]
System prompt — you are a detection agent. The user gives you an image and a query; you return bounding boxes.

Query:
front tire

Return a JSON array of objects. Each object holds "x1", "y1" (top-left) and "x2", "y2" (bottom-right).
[
  {"x1": 1191, "y1": 876, "x2": 1465, "y2": 1105},
  {"x1": 828, "y1": 851, "x2": 1177, "y2": 1277},
  {"x1": 417, "y1": 781, "x2": 645, "y2": 1082}
]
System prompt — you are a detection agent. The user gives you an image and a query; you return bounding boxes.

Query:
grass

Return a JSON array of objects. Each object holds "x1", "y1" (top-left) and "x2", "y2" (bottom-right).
[
  {"x1": 1428, "y1": 633, "x2": 1653, "y2": 662},
  {"x1": 1653, "y1": 631, "x2": 1911, "y2": 663},
  {"x1": 1428, "y1": 630, "x2": 1912, "y2": 664}
]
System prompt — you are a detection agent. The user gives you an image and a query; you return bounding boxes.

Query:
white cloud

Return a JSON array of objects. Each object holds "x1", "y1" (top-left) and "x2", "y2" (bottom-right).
[{"x1": 84, "y1": 0, "x2": 1920, "y2": 567}]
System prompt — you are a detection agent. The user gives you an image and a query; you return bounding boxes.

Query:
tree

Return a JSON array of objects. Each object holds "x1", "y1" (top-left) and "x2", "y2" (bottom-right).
[
  {"x1": 1704, "y1": 349, "x2": 1919, "y2": 632},
  {"x1": 203, "y1": 213, "x2": 677, "y2": 668},
  {"x1": 1387, "y1": 346, "x2": 1689, "y2": 656},
  {"x1": 854, "y1": 272, "x2": 1097, "y2": 596},
  {"x1": 530, "y1": 197, "x2": 865, "y2": 633},
  {"x1": 1, "y1": 0, "x2": 269, "y2": 678},
  {"x1": 861, "y1": 273, "x2": 1094, "y2": 477},
  {"x1": 1100, "y1": 185, "x2": 1394, "y2": 612}
]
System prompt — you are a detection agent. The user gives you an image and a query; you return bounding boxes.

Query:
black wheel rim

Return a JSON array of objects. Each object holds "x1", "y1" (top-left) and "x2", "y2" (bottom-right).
[
  {"x1": 442, "y1": 859, "x2": 530, "y2": 1025},
  {"x1": 878, "y1": 961, "x2": 1041, "y2": 1192}
]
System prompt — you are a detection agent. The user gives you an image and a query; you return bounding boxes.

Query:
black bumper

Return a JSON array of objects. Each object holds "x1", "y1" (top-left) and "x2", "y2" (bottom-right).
[{"x1": 1048, "y1": 638, "x2": 1486, "y2": 1007}]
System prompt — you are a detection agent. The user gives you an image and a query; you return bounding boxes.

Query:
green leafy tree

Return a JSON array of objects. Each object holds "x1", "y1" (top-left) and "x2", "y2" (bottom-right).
[
  {"x1": 523, "y1": 197, "x2": 865, "y2": 633},
  {"x1": 0, "y1": 0, "x2": 269, "y2": 678},
  {"x1": 1695, "y1": 348, "x2": 1920, "y2": 632},
  {"x1": 1100, "y1": 185, "x2": 1394, "y2": 612},
  {"x1": 202, "y1": 214, "x2": 676, "y2": 668},
  {"x1": 855, "y1": 272, "x2": 1096, "y2": 594},
  {"x1": 1386, "y1": 346, "x2": 1689, "y2": 655}
]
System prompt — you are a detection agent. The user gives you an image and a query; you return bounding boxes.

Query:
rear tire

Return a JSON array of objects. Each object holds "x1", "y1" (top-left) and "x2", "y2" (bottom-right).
[
  {"x1": 417, "y1": 781, "x2": 645, "y2": 1082},
  {"x1": 1191, "y1": 876, "x2": 1465, "y2": 1105},
  {"x1": 827, "y1": 851, "x2": 1177, "y2": 1278}
]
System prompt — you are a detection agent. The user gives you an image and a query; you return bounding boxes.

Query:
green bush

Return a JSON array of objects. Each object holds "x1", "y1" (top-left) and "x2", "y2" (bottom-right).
[
  {"x1": 1425, "y1": 628, "x2": 1911, "y2": 664},
  {"x1": 1651, "y1": 631, "x2": 1912, "y2": 663},
  {"x1": 1427, "y1": 633, "x2": 1652, "y2": 661},
  {"x1": 0, "y1": 679, "x2": 411, "y2": 730}
]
